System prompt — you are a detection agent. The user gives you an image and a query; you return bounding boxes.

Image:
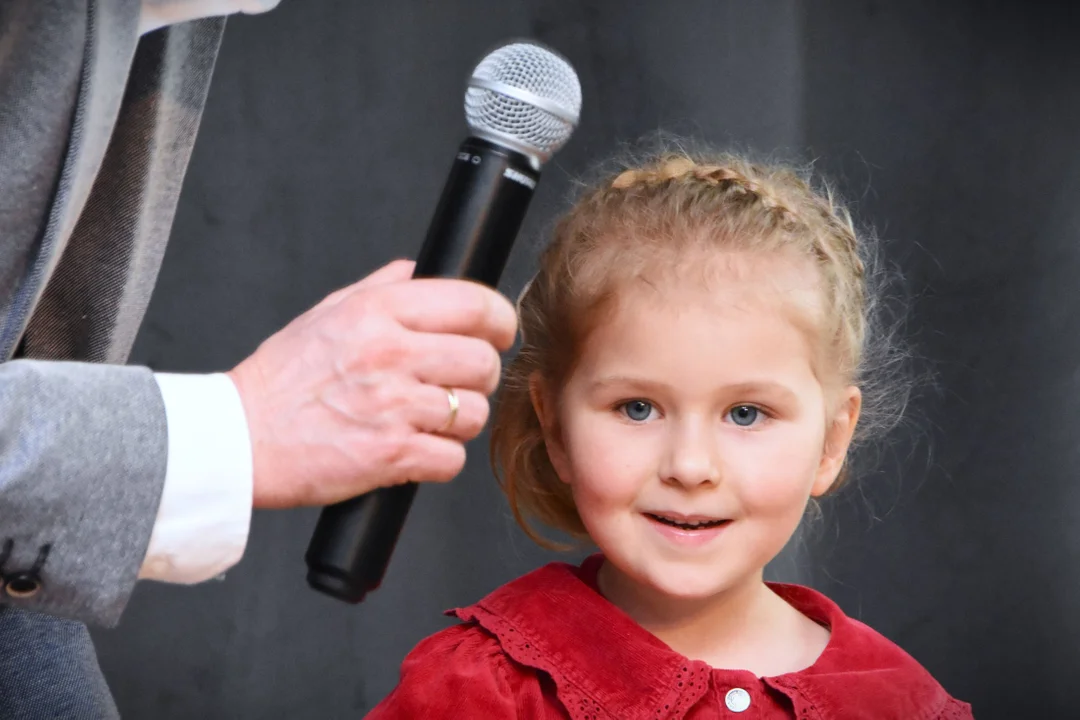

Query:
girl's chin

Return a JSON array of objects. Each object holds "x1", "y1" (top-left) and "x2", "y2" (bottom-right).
[
  {"x1": 649, "y1": 579, "x2": 734, "y2": 602},
  {"x1": 624, "y1": 563, "x2": 748, "y2": 603},
  {"x1": 596, "y1": 545, "x2": 762, "y2": 604}
]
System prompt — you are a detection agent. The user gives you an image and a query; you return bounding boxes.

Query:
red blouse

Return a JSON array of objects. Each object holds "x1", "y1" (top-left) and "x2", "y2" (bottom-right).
[{"x1": 368, "y1": 555, "x2": 973, "y2": 719}]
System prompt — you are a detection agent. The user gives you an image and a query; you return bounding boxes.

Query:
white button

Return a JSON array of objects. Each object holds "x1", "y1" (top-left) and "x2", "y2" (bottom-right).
[{"x1": 725, "y1": 687, "x2": 751, "y2": 712}]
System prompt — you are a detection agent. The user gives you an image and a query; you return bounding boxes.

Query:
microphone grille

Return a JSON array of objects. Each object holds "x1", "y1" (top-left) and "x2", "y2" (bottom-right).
[{"x1": 465, "y1": 41, "x2": 582, "y2": 165}]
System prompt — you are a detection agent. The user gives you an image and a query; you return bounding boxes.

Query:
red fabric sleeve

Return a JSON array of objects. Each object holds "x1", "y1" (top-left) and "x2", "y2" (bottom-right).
[{"x1": 366, "y1": 623, "x2": 557, "y2": 719}]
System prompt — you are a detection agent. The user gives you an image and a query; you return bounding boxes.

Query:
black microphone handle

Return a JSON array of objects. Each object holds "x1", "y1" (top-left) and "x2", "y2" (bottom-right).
[{"x1": 305, "y1": 136, "x2": 540, "y2": 603}]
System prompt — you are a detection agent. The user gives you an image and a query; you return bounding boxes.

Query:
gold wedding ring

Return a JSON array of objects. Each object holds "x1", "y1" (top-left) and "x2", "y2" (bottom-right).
[{"x1": 440, "y1": 387, "x2": 460, "y2": 434}]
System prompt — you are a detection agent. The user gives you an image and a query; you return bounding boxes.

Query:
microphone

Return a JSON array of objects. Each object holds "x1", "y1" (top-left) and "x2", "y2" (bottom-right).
[{"x1": 304, "y1": 40, "x2": 582, "y2": 604}]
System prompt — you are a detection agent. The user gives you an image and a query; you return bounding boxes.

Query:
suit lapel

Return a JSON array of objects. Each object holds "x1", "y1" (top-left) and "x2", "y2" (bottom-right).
[
  {"x1": 18, "y1": 15, "x2": 225, "y2": 364},
  {"x1": 1, "y1": 0, "x2": 142, "y2": 360}
]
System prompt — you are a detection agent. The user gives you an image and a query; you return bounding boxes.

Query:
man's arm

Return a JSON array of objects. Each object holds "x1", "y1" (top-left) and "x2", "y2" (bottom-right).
[
  {"x1": 0, "y1": 362, "x2": 258, "y2": 626},
  {"x1": 0, "y1": 359, "x2": 168, "y2": 627},
  {"x1": 0, "y1": 259, "x2": 517, "y2": 629}
]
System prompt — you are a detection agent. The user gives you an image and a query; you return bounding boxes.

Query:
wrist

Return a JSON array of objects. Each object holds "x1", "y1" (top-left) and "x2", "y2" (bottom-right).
[{"x1": 227, "y1": 364, "x2": 264, "y2": 506}]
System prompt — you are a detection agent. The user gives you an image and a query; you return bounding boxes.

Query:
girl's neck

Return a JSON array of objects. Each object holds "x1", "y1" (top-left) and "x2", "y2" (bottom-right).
[{"x1": 596, "y1": 561, "x2": 829, "y2": 676}]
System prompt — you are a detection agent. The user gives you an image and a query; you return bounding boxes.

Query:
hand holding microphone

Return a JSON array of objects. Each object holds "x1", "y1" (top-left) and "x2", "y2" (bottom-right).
[
  {"x1": 225, "y1": 40, "x2": 581, "y2": 602},
  {"x1": 226, "y1": 258, "x2": 516, "y2": 509},
  {"x1": 300, "y1": 41, "x2": 582, "y2": 603}
]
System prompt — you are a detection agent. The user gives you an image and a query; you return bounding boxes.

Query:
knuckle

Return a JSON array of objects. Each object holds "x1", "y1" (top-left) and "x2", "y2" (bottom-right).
[
  {"x1": 489, "y1": 345, "x2": 503, "y2": 375},
  {"x1": 454, "y1": 342, "x2": 499, "y2": 392},
  {"x1": 465, "y1": 397, "x2": 491, "y2": 437},
  {"x1": 315, "y1": 285, "x2": 350, "y2": 309},
  {"x1": 487, "y1": 351, "x2": 503, "y2": 391},
  {"x1": 458, "y1": 284, "x2": 493, "y2": 332},
  {"x1": 349, "y1": 285, "x2": 404, "y2": 325},
  {"x1": 495, "y1": 298, "x2": 518, "y2": 335},
  {"x1": 357, "y1": 327, "x2": 412, "y2": 372},
  {"x1": 474, "y1": 345, "x2": 501, "y2": 387},
  {"x1": 367, "y1": 377, "x2": 412, "y2": 419},
  {"x1": 341, "y1": 285, "x2": 379, "y2": 316},
  {"x1": 437, "y1": 444, "x2": 467, "y2": 481},
  {"x1": 376, "y1": 432, "x2": 412, "y2": 470}
]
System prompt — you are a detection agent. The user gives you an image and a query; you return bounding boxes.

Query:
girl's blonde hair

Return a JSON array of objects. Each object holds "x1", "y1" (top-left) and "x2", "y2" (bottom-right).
[{"x1": 491, "y1": 142, "x2": 908, "y2": 548}]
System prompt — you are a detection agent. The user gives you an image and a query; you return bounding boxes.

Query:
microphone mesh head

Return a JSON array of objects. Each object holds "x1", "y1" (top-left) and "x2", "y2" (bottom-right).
[{"x1": 465, "y1": 42, "x2": 582, "y2": 164}]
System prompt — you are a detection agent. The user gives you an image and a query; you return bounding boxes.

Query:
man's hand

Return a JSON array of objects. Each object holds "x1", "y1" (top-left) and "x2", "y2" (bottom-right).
[{"x1": 227, "y1": 259, "x2": 517, "y2": 509}]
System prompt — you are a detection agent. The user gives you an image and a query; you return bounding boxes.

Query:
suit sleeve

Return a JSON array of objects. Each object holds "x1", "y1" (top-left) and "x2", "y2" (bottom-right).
[
  {"x1": 367, "y1": 623, "x2": 555, "y2": 719},
  {"x1": 0, "y1": 359, "x2": 168, "y2": 627}
]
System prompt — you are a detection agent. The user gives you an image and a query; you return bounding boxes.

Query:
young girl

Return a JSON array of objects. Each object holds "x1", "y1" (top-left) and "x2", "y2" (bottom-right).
[{"x1": 368, "y1": 148, "x2": 974, "y2": 719}]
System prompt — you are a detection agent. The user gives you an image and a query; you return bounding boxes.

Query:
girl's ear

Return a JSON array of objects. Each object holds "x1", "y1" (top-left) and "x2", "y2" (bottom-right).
[
  {"x1": 812, "y1": 385, "x2": 862, "y2": 496},
  {"x1": 529, "y1": 372, "x2": 573, "y2": 484}
]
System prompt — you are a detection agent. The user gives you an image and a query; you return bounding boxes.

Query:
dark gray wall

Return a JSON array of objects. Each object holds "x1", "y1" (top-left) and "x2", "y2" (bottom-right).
[
  {"x1": 88, "y1": 1, "x2": 1079, "y2": 717},
  {"x1": 800, "y1": 2, "x2": 1080, "y2": 716}
]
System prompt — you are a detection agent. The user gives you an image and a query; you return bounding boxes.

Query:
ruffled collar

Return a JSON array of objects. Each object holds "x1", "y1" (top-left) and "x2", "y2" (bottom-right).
[{"x1": 448, "y1": 555, "x2": 951, "y2": 719}]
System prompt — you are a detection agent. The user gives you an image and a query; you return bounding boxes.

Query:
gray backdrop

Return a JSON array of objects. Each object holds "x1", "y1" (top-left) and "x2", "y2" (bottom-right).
[{"x1": 89, "y1": 1, "x2": 1078, "y2": 717}]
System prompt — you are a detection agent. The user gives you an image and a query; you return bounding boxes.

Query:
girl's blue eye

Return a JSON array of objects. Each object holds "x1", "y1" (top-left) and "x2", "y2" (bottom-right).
[
  {"x1": 728, "y1": 405, "x2": 760, "y2": 427},
  {"x1": 622, "y1": 400, "x2": 654, "y2": 422}
]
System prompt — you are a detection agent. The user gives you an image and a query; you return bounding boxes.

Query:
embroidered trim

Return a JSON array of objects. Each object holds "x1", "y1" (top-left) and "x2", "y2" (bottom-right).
[
  {"x1": 456, "y1": 607, "x2": 711, "y2": 720},
  {"x1": 457, "y1": 606, "x2": 611, "y2": 720},
  {"x1": 937, "y1": 698, "x2": 974, "y2": 719},
  {"x1": 770, "y1": 673, "x2": 963, "y2": 720},
  {"x1": 766, "y1": 676, "x2": 822, "y2": 720},
  {"x1": 655, "y1": 663, "x2": 710, "y2": 718}
]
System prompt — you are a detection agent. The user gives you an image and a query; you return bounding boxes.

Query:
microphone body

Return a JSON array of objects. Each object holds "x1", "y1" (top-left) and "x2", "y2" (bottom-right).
[{"x1": 304, "y1": 136, "x2": 539, "y2": 603}]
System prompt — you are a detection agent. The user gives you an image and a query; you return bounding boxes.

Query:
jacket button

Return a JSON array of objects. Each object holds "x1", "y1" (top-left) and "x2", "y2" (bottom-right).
[
  {"x1": 4, "y1": 572, "x2": 42, "y2": 599},
  {"x1": 725, "y1": 688, "x2": 751, "y2": 712}
]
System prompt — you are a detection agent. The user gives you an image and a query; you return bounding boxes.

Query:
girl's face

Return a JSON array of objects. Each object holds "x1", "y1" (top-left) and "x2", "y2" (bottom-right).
[{"x1": 533, "y1": 251, "x2": 861, "y2": 603}]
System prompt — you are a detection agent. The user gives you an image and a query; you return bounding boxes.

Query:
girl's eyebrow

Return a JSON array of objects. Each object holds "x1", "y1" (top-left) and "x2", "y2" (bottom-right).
[{"x1": 587, "y1": 375, "x2": 800, "y2": 405}]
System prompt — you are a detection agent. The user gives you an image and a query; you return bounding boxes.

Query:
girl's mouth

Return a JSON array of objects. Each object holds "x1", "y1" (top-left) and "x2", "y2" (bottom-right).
[
  {"x1": 646, "y1": 513, "x2": 728, "y2": 530},
  {"x1": 643, "y1": 512, "x2": 732, "y2": 548}
]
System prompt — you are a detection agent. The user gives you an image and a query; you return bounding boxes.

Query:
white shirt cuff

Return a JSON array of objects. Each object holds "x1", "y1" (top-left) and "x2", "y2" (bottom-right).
[{"x1": 139, "y1": 372, "x2": 254, "y2": 584}]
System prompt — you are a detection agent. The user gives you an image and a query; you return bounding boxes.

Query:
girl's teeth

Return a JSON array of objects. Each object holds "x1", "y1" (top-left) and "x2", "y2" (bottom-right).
[{"x1": 650, "y1": 514, "x2": 723, "y2": 529}]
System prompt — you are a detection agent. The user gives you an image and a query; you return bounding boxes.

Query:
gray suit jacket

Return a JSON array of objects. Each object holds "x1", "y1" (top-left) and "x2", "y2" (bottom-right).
[{"x1": 0, "y1": 1, "x2": 226, "y2": 716}]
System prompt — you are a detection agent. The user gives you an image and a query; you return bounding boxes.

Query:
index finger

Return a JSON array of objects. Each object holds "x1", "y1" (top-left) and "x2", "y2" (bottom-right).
[{"x1": 374, "y1": 278, "x2": 518, "y2": 351}]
